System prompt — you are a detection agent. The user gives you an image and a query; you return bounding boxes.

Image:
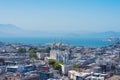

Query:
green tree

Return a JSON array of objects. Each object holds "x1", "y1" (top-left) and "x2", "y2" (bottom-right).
[
  {"x1": 29, "y1": 49, "x2": 37, "y2": 58},
  {"x1": 37, "y1": 47, "x2": 51, "y2": 53},
  {"x1": 48, "y1": 59, "x2": 61, "y2": 70},
  {"x1": 37, "y1": 49, "x2": 45, "y2": 52},
  {"x1": 48, "y1": 59, "x2": 56, "y2": 65},
  {"x1": 46, "y1": 47, "x2": 51, "y2": 53},
  {"x1": 73, "y1": 64, "x2": 79, "y2": 68},
  {"x1": 53, "y1": 62, "x2": 61, "y2": 70},
  {"x1": 18, "y1": 48, "x2": 26, "y2": 53}
]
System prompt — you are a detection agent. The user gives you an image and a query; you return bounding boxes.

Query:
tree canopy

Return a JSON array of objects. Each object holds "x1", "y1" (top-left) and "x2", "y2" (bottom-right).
[
  {"x1": 48, "y1": 59, "x2": 56, "y2": 65},
  {"x1": 28, "y1": 49, "x2": 37, "y2": 58},
  {"x1": 37, "y1": 47, "x2": 51, "y2": 53},
  {"x1": 53, "y1": 62, "x2": 61, "y2": 70},
  {"x1": 48, "y1": 59, "x2": 61, "y2": 70},
  {"x1": 73, "y1": 64, "x2": 79, "y2": 68},
  {"x1": 18, "y1": 47, "x2": 26, "y2": 53}
]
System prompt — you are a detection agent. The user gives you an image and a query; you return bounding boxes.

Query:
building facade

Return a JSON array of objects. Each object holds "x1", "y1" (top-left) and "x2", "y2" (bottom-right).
[{"x1": 50, "y1": 40, "x2": 69, "y2": 64}]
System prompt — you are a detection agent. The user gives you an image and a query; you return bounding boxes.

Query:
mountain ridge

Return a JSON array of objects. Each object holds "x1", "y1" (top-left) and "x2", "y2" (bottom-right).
[{"x1": 0, "y1": 24, "x2": 120, "y2": 38}]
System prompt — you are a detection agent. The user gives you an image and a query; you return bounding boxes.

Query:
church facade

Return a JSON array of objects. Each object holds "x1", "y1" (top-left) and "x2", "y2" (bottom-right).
[{"x1": 50, "y1": 40, "x2": 69, "y2": 64}]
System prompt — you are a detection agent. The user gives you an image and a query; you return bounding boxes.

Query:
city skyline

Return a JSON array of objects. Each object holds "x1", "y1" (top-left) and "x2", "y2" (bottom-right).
[{"x1": 0, "y1": 1, "x2": 120, "y2": 80}]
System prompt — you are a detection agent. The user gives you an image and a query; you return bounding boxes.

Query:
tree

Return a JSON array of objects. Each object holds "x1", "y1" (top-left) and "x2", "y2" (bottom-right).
[
  {"x1": 37, "y1": 47, "x2": 51, "y2": 53},
  {"x1": 48, "y1": 59, "x2": 56, "y2": 65},
  {"x1": 28, "y1": 49, "x2": 37, "y2": 58},
  {"x1": 53, "y1": 62, "x2": 61, "y2": 70},
  {"x1": 18, "y1": 48, "x2": 26, "y2": 53},
  {"x1": 46, "y1": 47, "x2": 51, "y2": 53},
  {"x1": 48, "y1": 59, "x2": 61, "y2": 70},
  {"x1": 73, "y1": 64, "x2": 79, "y2": 68}
]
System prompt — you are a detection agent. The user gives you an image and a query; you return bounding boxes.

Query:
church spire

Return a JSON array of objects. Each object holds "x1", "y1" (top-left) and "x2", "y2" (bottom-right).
[
  {"x1": 52, "y1": 39, "x2": 56, "y2": 50},
  {"x1": 59, "y1": 38, "x2": 62, "y2": 50}
]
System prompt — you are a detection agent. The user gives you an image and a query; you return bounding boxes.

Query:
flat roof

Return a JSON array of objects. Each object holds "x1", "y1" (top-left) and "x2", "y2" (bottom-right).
[{"x1": 69, "y1": 70, "x2": 91, "y2": 77}]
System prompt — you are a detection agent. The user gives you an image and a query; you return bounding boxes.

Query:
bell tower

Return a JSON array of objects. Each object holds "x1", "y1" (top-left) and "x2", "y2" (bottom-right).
[
  {"x1": 52, "y1": 39, "x2": 56, "y2": 50},
  {"x1": 59, "y1": 39, "x2": 62, "y2": 50}
]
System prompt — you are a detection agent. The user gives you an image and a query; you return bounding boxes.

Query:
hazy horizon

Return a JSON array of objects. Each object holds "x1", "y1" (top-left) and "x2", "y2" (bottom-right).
[{"x1": 0, "y1": 0, "x2": 120, "y2": 33}]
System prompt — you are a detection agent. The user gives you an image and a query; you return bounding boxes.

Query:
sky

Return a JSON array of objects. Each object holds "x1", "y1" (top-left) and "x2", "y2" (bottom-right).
[{"x1": 0, "y1": 0, "x2": 120, "y2": 33}]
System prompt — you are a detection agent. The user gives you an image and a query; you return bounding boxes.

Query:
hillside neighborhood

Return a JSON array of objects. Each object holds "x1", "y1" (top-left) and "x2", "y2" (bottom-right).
[{"x1": 0, "y1": 41, "x2": 120, "y2": 80}]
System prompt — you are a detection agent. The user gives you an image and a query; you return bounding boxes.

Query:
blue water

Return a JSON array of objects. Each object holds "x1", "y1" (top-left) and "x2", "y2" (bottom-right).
[{"x1": 0, "y1": 37, "x2": 116, "y2": 47}]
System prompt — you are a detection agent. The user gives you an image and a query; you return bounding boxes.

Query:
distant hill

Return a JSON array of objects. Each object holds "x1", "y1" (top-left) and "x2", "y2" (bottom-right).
[
  {"x1": 0, "y1": 24, "x2": 61, "y2": 37},
  {"x1": 0, "y1": 24, "x2": 23, "y2": 37},
  {"x1": 91, "y1": 31, "x2": 120, "y2": 38},
  {"x1": 60, "y1": 31, "x2": 120, "y2": 38},
  {"x1": 0, "y1": 24, "x2": 120, "y2": 38}
]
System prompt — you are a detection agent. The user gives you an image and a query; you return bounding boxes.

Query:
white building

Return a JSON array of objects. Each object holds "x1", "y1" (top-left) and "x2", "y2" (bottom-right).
[
  {"x1": 36, "y1": 52, "x2": 45, "y2": 59},
  {"x1": 6, "y1": 65, "x2": 24, "y2": 72},
  {"x1": 50, "y1": 50, "x2": 57, "y2": 60},
  {"x1": 85, "y1": 73, "x2": 106, "y2": 80},
  {"x1": 50, "y1": 40, "x2": 70, "y2": 64},
  {"x1": 68, "y1": 70, "x2": 91, "y2": 80},
  {"x1": 61, "y1": 64, "x2": 73, "y2": 74},
  {"x1": 6, "y1": 64, "x2": 34, "y2": 72}
]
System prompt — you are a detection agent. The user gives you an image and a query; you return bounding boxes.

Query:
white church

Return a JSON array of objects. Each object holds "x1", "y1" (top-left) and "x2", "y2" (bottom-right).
[{"x1": 50, "y1": 39, "x2": 70, "y2": 64}]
